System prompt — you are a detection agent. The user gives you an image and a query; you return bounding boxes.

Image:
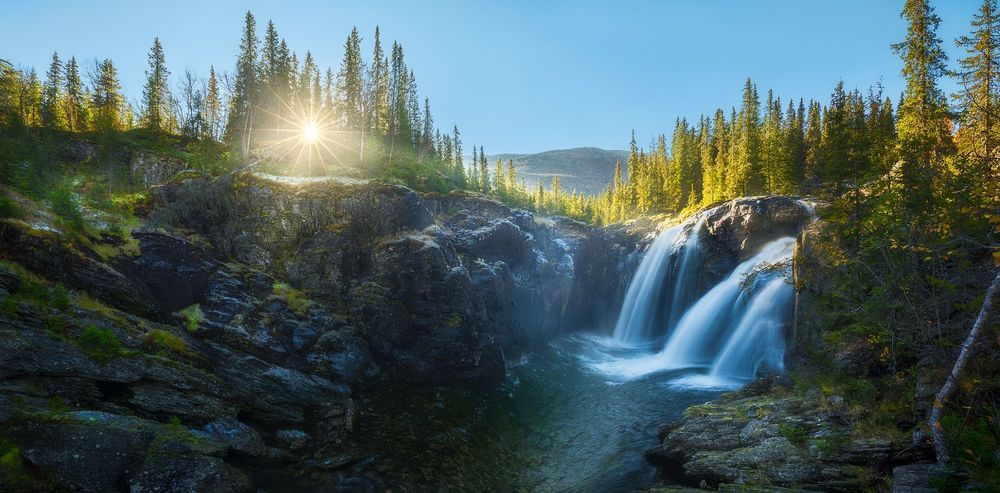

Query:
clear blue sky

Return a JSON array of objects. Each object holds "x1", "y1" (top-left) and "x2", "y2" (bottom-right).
[{"x1": 0, "y1": 0, "x2": 981, "y2": 154}]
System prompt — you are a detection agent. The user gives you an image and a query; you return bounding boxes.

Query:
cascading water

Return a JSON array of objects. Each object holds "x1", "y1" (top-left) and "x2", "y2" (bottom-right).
[
  {"x1": 594, "y1": 212, "x2": 799, "y2": 388},
  {"x1": 611, "y1": 221, "x2": 705, "y2": 345}
]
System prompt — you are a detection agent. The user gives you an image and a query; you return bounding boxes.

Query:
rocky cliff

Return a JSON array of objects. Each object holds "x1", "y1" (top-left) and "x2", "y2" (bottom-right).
[{"x1": 0, "y1": 174, "x2": 587, "y2": 491}]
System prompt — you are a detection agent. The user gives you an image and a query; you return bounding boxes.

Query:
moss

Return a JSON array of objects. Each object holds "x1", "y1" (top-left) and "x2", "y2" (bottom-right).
[
  {"x1": 778, "y1": 423, "x2": 810, "y2": 446},
  {"x1": 177, "y1": 304, "x2": 203, "y2": 333},
  {"x1": 75, "y1": 293, "x2": 119, "y2": 319},
  {"x1": 445, "y1": 314, "x2": 462, "y2": 328},
  {"x1": 143, "y1": 329, "x2": 193, "y2": 357},
  {"x1": 77, "y1": 325, "x2": 127, "y2": 364},
  {"x1": 48, "y1": 284, "x2": 70, "y2": 310},
  {"x1": 45, "y1": 395, "x2": 70, "y2": 415},
  {"x1": 272, "y1": 282, "x2": 312, "y2": 316},
  {"x1": 0, "y1": 196, "x2": 23, "y2": 219}
]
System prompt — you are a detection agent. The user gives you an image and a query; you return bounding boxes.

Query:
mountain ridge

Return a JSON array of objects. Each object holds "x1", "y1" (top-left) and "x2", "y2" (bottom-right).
[{"x1": 484, "y1": 147, "x2": 628, "y2": 194}]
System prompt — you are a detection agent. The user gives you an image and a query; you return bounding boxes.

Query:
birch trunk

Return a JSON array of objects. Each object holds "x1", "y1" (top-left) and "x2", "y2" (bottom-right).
[{"x1": 928, "y1": 269, "x2": 1000, "y2": 464}]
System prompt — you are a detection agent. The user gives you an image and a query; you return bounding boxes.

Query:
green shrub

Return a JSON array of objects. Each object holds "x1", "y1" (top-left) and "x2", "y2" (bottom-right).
[
  {"x1": 49, "y1": 284, "x2": 70, "y2": 310},
  {"x1": 78, "y1": 325, "x2": 126, "y2": 363},
  {"x1": 50, "y1": 182, "x2": 84, "y2": 229},
  {"x1": 0, "y1": 196, "x2": 22, "y2": 219},
  {"x1": 46, "y1": 395, "x2": 70, "y2": 414},
  {"x1": 178, "y1": 304, "x2": 203, "y2": 332},
  {"x1": 0, "y1": 438, "x2": 22, "y2": 472}
]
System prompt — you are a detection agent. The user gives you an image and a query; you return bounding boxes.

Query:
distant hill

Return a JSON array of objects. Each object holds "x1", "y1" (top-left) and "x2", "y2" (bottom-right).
[{"x1": 486, "y1": 147, "x2": 628, "y2": 195}]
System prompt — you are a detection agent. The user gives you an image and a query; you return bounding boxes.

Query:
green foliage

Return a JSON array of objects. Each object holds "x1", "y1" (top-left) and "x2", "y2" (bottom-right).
[
  {"x1": 178, "y1": 304, "x2": 203, "y2": 333},
  {"x1": 50, "y1": 181, "x2": 84, "y2": 229},
  {"x1": 49, "y1": 284, "x2": 70, "y2": 310},
  {"x1": 272, "y1": 282, "x2": 311, "y2": 316},
  {"x1": 0, "y1": 438, "x2": 23, "y2": 474},
  {"x1": 942, "y1": 414, "x2": 1000, "y2": 487},
  {"x1": 0, "y1": 196, "x2": 23, "y2": 219},
  {"x1": 46, "y1": 395, "x2": 70, "y2": 414},
  {"x1": 778, "y1": 423, "x2": 810, "y2": 445},
  {"x1": 143, "y1": 329, "x2": 192, "y2": 357},
  {"x1": 78, "y1": 325, "x2": 126, "y2": 363}
]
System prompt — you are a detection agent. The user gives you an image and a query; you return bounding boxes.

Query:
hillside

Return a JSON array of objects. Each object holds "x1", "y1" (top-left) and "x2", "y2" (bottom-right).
[{"x1": 488, "y1": 147, "x2": 628, "y2": 195}]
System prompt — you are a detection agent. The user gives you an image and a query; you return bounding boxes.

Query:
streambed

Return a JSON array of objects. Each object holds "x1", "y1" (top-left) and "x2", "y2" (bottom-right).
[{"x1": 354, "y1": 335, "x2": 723, "y2": 491}]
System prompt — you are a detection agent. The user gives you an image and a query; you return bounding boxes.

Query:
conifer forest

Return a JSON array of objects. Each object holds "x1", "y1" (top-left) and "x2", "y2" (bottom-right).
[{"x1": 0, "y1": 1, "x2": 998, "y2": 492}]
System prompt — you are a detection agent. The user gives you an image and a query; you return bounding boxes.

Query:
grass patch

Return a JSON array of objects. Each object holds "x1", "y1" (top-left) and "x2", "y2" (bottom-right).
[
  {"x1": 143, "y1": 329, "x2": 193, "y2": 357},
  {"x1": 0, "y1": 196, "x2": 23, "y2": 219},
  {"x1": 272, "y1": 283, "x2": 312, "y2": 316},
  {"x1": 77, "y1": 325, "x2": 127, "y2": 364},
  {"x1": 177, "y1": 304, "x2": 203, "y2": 333}
]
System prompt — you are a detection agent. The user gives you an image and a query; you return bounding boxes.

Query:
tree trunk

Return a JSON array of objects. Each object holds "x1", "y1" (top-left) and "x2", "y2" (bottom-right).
[{"x1": 928, "y1": 269, "x2": 1000, "y2": 464}]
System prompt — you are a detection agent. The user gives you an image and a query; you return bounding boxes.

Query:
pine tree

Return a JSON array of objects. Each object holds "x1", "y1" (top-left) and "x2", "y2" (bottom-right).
[
  {"x1": 336, "y1": 27, "x2": 365, "y2": 130},
  {"x1": 892, "y1": 0, "x2": 953, "y2": 215},
  {"x1": 731, "y1": 78, "x2": 762, "y2": 196},
  {"x1": 142, "y1": 37, "x2": 173, "y2": 132},
  {"x1": 470, "y1": 145, "x2": 480, "y2": 188},
  {"x1": 225, "y1": 11, "x2": 259, "y2": 154},
  {"x1": 452, "y1": 126, "x2": 466, "y2": 187},
  {"x1": 479, "y1": 145, "x2": 490, "y2": 193},
  {"x1": 494, "y1": 159, "x2": 505, "y2": 197},
  {"x1": 368, "y1": 27, "x2": 390, "y2": 137},
  {"x1": 41, "y1": 52, "x2": 66, "y2": 130},
  {"x1": 205, "y1": 66, "x2": 222, "y2": 140},
  {"x1": 710, "y1": 109, "x2": 729, "y2": 203},
  {"x1": 91, "y1": 59, "x2": 125, "y2": 133},
  {"x1": 954, "y1": 0, "x2": 1000, "y2": 209},
  {"x1": 421, "y1": 98, "x2": 433, "y2": 158},
  {"x1": 803, "y1": 100, "x2": 823, "y2": 188},
  {"x1": 63, "y1": 57, "x2": 86, "y2": 131},
  {"x1": 19, "y1": 68, "x2": 42, "y2": 128}
]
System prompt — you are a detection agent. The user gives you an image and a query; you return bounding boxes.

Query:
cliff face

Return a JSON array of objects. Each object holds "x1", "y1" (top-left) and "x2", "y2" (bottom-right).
[{"x1": 0, "y1": 174, "x2": 588, "y2": 491}]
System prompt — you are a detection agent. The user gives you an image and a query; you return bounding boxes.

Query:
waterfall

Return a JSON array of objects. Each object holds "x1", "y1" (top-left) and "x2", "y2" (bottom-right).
[
  {"x1": 611, "y1": 220, "x2": 704, "y2": 346},
  {"x1": 595, "y1": 213, "x2": 798, "y2": 387}
]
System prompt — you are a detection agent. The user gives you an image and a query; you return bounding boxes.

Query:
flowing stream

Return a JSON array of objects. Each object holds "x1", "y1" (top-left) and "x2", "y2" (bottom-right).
[{"x1": 354, "y1": 211, "x2": 799, "y2": 491}]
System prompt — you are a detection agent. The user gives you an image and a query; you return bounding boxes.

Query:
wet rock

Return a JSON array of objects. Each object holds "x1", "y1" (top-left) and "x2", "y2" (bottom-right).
[
  {"x1": 891, "y1": 463, "x2": 941, "y2": 493},
  {"x1": 202, "y1": 417, "x2": 266, "y2": 457},
  {"x1": 702, "y1": 196, "x2": 811, "y2": 260},
  {"x1": 130, "y1": 453, "x2": 251, "y2": 493},
  {"x1": 275, "y1": 429, "x2": 310, "y2": 450}
]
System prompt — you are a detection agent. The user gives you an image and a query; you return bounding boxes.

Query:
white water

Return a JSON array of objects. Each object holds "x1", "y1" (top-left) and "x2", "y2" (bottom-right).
[{"x1": 593, "y1": 214, "x2": 798, "y2": 388}]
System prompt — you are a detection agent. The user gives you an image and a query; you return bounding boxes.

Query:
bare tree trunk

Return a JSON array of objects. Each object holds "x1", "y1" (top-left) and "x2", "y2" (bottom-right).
[{"x1": 928, "y1": 269, "x2": 1000, "y2": 464}]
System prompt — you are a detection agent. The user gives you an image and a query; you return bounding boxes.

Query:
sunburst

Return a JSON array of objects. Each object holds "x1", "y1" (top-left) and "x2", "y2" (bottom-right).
[{"x1": 250, "y1": 88, "x2": 360, "y2": 176}]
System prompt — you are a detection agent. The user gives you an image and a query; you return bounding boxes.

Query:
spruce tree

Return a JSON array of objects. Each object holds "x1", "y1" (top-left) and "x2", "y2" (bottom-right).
[
  {"x1": 479, "y1": 145, "x2": 490, "y2": 193},
  {"x1": 954, "y1": 0, "x2": 1000, "y2": 209},
  {"x1": 225, "y1": 11, "x2": 259, "y2": 154},
  {"x1": 731, "y1": 78, "x2": 762, "y2": 197},
  {"x1": 205, "y1": 66, "x2": 222, "y2": 140},
  {"x1": 41, "y1": 52, "x2": 66, "y2": 130},
  {"x1": 92, "y1": 59, "x2": 125, "y2": 133},
  {"x1": 63, "y1": 57, "x2": 86, "y2": 131},
  {"x1": 142, "y1": 37, "x2": 172, "y2": 132},
  {"x1": 368, "y1": 27, "x2": 390, "y2": 137},
  {"x1": 336, "y1": 27, "x2": 364, "y2": 130},
  {"x1": 892, "y1": 0, "x2": 953, "y2": 215}
]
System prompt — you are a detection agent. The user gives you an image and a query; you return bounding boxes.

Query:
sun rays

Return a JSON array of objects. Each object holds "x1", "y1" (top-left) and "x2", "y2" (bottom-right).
[{"x1": 250, "y1": 89, "x2": 361, "y2": 176}]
